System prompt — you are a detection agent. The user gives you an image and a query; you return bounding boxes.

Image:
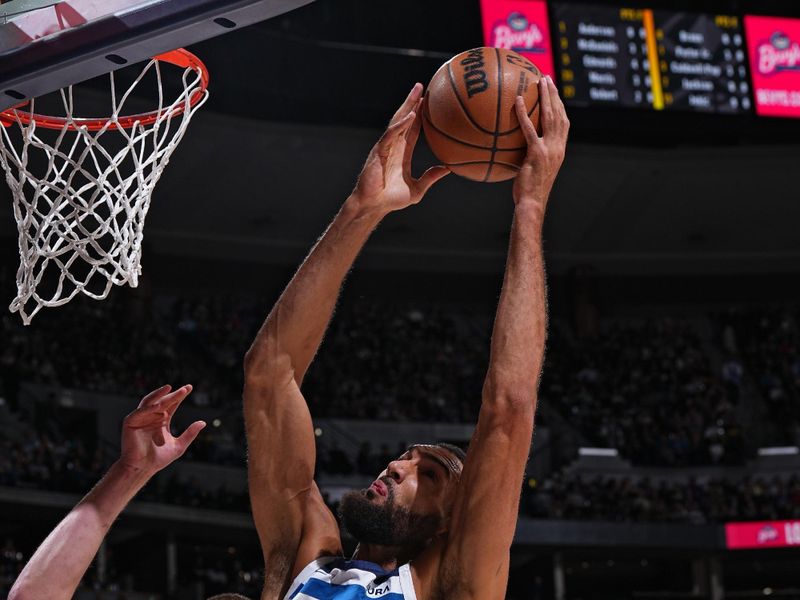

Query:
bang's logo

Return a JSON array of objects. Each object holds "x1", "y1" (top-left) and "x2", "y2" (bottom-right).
[
  {"x1": 757, "y1": 31, "x2": 800, "y2": 75},
  {"x1": 757, "y1": 525, "x2": 779, "y2": 544},
  {"x1": 490, "y1": 11, "x2": 545, "y2": 54}
]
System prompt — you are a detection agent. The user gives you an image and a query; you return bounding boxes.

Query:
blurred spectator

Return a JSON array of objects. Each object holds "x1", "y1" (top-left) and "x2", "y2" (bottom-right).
[
  {"x1": 716, "y1": 306, "x2": 800, "y2": 444},
  {"x1": 0, "y1": 538, "x2": 24, "y2": 598},
  {"x1": 522, "y1": 472, "x2": 800, "y2": 524},
  {"x1": 540, "y1": 318, "x2": 744, "y2": 466},
  {"x1": 3, "y1": 283, "x2": 799, "y2": 475},
  {"x1": 2, "y1": 414, "x2": 798, "y2": 527}
]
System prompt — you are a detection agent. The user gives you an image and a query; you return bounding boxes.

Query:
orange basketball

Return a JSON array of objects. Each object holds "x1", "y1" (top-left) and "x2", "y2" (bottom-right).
[{"x1": 422, "y1": 47, "x2": 542, "y2": 183}]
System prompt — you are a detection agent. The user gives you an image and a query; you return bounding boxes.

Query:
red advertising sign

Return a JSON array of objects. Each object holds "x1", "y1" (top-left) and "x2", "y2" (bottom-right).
[
  {"x1": 480, "y1": 0, "x2": 555, "y2": 76},
  {"x1": 744, "y1": 15, "x2": 800, "y2": 117},
  {"x1": 725, "y1": 520, "x2": 800, "y2": 549}
]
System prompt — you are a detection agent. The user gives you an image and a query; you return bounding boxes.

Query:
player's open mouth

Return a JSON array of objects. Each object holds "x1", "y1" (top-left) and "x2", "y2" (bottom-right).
[{"x1": 369, "y1": 480, "x2": 388, "y2": 497}]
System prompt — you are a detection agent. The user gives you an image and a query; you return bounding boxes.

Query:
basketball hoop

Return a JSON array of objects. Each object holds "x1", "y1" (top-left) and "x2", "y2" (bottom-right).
[{"x1": 0, "y1": 49, "x2": 209, "y2": 325}]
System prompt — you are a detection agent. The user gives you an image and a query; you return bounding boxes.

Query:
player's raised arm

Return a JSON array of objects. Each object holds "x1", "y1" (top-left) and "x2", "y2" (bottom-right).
[
  {"x1": 8, "y1": 385, "x2": 204, "y2": 600},
  {"x1": 242, "y1": 83, "x2": 449, "y2": 597},
  {"x1": 439, "y1": 76, "x2": 569, "y2": 599}
]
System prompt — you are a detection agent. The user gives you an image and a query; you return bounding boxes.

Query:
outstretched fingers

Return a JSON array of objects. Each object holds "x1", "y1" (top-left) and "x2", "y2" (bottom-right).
[
  {"x1": 515, "y1": 96, "x2": 541, "y2": 148},
  {"x1": 138, "y1": 384, "x2": 172, "y2": 408},
  {"x1": 537, "y1": 76, "x2": 554, "y2": 135},
  {"x1": 125, "y1": 406, "x2": 169, "y2": 429},
  {"x1": 547, "y1": 76, "x2": 570, "y2": 139},
  {"x1": 389, "y1": 83, "x2": 423, "y2": 126},
  {"x1": 413, "y1": 165, "x2": 450, "y2": 196},
  {"x1": 402, "y1": 98, "x2": 424, "y2": 171},
  {"x1": 127, "y1": 384, "x2": 193, "y2": 429},
  {"x1": 376, "y1": 110, "x2": 417, "y2": 160},
  {"x1": 157, "y1": 384, "x2": 193, "y2": 429},
  {"x1": 176, "y1": 420, "x2": 207, "y2": 453},
  {"x1": 159, "y1": 384, "x2": 193, "y2": 409}
]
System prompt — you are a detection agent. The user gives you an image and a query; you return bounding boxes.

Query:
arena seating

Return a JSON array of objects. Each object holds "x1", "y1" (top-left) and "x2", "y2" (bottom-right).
[
  {"x1": 0, "y1": 286, "x2": 777, "y2": 467},
  {"x1": 3, "y1": 281, "x2": 800, "y2": 598}
]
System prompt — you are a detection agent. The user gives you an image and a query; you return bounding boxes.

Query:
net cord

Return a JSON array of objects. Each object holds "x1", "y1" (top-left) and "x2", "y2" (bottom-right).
[{"x1": 0, "y1": 56, "x2": 208, "y2": 324}]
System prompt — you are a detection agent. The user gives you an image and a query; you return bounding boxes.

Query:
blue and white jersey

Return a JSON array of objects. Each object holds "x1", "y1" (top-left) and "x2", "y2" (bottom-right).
[{"x1": 285, "y1": 557, "x2": 418, "y2": 600}]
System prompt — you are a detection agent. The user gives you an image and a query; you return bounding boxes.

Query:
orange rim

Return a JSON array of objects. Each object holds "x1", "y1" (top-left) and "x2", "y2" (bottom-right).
[{"x1": 0, "y1": 49, "x2": 209, "y2": 131}]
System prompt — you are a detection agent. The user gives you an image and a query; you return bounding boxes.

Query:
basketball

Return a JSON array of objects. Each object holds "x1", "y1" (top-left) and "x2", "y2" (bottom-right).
[{"x1": 422, "y1": 47, "x2": 542, "y2": 183}]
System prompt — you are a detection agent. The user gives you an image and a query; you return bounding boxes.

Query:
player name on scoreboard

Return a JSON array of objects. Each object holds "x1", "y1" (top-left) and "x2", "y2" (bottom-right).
[
  {"x1": 554, "y1": 4, "x2": 653, "y2": 107},
  {"x1": 552, "y1": 3, "x2": 752, "y2": 114},
  {"x1": 655, "y1": 12, "x2": 751, "y2": 113},
  {"x1": 482, "y1": 1, "x2": 800, "y2": 119}
]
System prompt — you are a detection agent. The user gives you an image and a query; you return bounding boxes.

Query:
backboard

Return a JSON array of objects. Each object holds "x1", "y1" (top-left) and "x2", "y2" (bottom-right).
[{"x1": 0, "y1": 0, "x2": 315, "y2": 111}]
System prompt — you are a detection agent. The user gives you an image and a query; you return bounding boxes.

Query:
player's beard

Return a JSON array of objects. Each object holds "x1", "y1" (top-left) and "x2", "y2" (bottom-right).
[{"x1": 338, "y1": 483, "x2": 440, "y2": 547}]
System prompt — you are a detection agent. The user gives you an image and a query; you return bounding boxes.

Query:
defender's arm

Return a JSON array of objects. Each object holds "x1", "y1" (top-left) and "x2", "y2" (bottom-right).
[
  {"x1": 438, "y1": 77, "x2": 569, "y2": 599},
  {"x1": 9, "y1": 385, "x2": 204, "y2": 600},
  {"x1": 9, "y1": 464, "x2": 149, "y2": 600}
]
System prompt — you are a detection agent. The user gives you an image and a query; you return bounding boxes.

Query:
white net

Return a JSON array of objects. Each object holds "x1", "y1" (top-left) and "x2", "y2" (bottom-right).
[{"x1": 0, "y1": 55, "x2": 208, "y2": 324}]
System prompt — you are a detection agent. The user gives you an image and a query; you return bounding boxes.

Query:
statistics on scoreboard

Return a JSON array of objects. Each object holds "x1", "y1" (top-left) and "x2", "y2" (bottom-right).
[
  {"x1": 553, "y1": 4, "x2": 653, "y2": 108},
  {"x1": 553, "y1": 4, "x2": 753, "y2": 114},
  {"x1": 654, "y1": 12, "x2": 751, "y2": 114}
]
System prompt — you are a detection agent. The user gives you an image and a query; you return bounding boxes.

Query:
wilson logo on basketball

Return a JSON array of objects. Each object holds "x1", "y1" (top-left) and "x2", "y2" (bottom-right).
[
  {"x1": 490, "y1": 12, "x2": 546, "y2": 54},
  {"x1": 757, "y1": 32, "x2": 800, "y2": 75},
  {"x1": 461, "y1": 49, "x2": 490, "y2": 98}
]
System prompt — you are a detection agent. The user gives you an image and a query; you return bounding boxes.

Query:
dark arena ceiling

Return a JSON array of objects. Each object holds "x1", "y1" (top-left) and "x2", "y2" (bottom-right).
[{"x1": 188, "y1": 0, "x2": 800, "y2": 136}]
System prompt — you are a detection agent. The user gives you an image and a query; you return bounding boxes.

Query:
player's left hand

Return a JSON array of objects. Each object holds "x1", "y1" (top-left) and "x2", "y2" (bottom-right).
[
  {"x1": 351, "y1": 83, "x2": 449, "y2": 214},
  {"x1": 118, "y1": 384, "x2": 206, "y2": 476},
  {"x1": 513, "y1": 75, "x2": 570, "y2": 210}
]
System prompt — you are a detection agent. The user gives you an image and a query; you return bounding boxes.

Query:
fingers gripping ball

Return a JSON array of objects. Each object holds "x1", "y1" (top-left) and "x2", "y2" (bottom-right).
[{"x1": 422, "y1": 47, "x2": 542, "y2": 183}]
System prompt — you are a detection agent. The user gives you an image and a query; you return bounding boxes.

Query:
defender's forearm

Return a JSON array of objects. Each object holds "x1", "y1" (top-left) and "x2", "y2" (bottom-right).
[
  {"x1": 484, "y1": 201, "x2": 547, "y2": 404},
  {"x1": 245, "y1": 195, "x2": 386, "y2": 386},
  {"x1": 9, "y1": 462, "x2": 150, "y2": 600}
]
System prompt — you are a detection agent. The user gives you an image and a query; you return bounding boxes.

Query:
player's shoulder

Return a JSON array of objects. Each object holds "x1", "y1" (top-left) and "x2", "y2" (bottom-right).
[
  {"x1": 409, "y1": 536, "x2": 452, "y2": 599},
  {"x1": 410, "y1": 536, "x2": 504, "y2": 600}
]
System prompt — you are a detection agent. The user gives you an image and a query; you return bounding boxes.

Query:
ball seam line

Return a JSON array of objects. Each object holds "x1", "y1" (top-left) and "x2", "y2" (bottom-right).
[
  {"x1": 483, "y1": 47, "x2": 504, "y2": 183},
  {"x1": 422, "y1": 108, "x2": 500, "y2": 151},
  {"x1": 444, "y1": 160, "x2": 520, "y2": 170},
  {"x1": 423, "y1": 104, "x2": 527, "y2": 150}
]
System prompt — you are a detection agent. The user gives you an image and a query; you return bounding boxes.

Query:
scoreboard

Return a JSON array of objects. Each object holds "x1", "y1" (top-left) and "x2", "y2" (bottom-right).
[
  {"x1": 552, "y1": 4, "x2": 651, "y2": 108},
  {"x1": 552, "y1": 4, "x2": 750, "y2": 114},
  {"x1": 480, "y1": 2, "x2": 800, "y2": 118},
  {"x1": 655, "y1": 12, "x2": 750, "y2": 113}
]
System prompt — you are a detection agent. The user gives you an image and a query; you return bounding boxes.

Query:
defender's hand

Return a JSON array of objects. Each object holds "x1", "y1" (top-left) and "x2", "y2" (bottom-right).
[
  {"x1": 119, "y1": 385, "x2": 205, "y2": 476},
  {"x1": 351, "y1": 83, "x2": 449, "y2": 214},
  {"x1": 513, "y1": 76, "x2": 570, "y2": 209}
]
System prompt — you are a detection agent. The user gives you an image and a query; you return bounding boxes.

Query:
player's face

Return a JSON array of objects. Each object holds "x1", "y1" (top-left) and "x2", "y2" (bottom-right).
[
  {"x1": 372, "y1": 446, "x2": 459, "y2": 517},
  {"x1": 338, "y1": 446, "x2": 461, "y2": 547}
]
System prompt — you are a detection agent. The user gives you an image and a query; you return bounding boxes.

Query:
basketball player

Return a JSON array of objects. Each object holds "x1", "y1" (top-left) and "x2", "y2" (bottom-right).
[
  {"x1": 8, "y1": 385, "x2": 208, "y2": 600},
  {"x1": 244, "y1": 75, "x2": 569, "y2": 599}
]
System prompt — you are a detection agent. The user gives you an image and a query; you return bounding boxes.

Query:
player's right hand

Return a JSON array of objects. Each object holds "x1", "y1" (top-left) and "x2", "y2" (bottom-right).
[
  {"x1": 351, "y1": 83, "x2": 449, "y2": 215},
  {"x1": 118, "y1": 384, "x2": 206, "y2": 477},
  {"x1": 513, "y1": 75, "x2": 570, "y2": 209}
]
